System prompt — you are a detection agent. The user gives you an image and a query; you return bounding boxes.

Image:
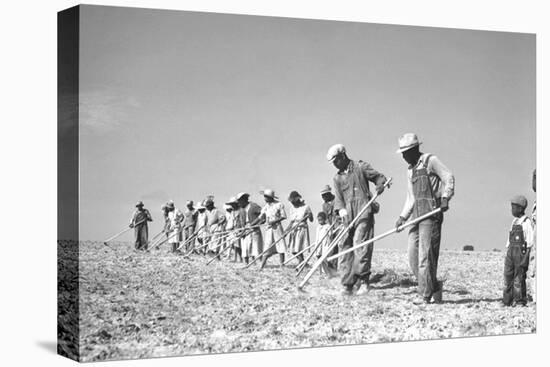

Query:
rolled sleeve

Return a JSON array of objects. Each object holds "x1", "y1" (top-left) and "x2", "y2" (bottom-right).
[
  {"x1": 361, "y1": 161, "x2": 387, "y2": 187},
  {"x1": 428, "y1": 156, "x2": 455, "y2": 200}
]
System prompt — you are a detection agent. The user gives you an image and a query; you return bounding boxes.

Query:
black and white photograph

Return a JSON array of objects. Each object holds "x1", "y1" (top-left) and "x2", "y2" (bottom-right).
[{"x1": 55, "y1": 3, "x2": 537, "y2": 363}]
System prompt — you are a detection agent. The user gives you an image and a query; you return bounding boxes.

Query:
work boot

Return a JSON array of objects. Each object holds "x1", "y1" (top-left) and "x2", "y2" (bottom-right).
[
  {"x1": 413, "y1": 296, "x2": 431, "y2": 305},
  {"x1": 259, "y1": 255, "x2": 269, "y2": 270},
  {"x1": 432, "y1": 281, "x2": 443, "y2": 304},
  {"x1": 341, "y1": 285, "x2": 354, "y2": 296},
  {"x1": 355, "y1": 280, "x2": 370, "y2": 296}
]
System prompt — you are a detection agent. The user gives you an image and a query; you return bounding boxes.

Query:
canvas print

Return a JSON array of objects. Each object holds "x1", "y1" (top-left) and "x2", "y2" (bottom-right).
[{"x1": 57, "y1": 5, "x2": 536, "y2": 362}]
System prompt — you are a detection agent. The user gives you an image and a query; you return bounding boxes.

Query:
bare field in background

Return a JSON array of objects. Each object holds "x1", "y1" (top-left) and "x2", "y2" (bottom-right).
[{"x1": 60, "y1": 241, "x2": 535, "y2": 362}]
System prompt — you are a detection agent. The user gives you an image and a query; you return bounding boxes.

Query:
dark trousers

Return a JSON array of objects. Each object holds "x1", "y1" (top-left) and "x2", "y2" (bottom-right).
[
  {"x1": 134, "y1": 225, "x2": 148, "y2": 250},
  {"x1": 503, "y1": 245, "x2": 530, "y2": 305},
  {"x1": 339, "y1": 219, "x2": 374, "y2": 287}
]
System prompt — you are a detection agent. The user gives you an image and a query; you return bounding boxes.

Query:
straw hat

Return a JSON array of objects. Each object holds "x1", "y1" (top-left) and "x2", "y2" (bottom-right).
[
  {"x1": 196, "y1": 201, "x2": 206, "y2": 210},
  {"x1": 225, "y1": 196, "x2": 238, "y2": 205},
  {"x1": 261, "y1": 188, "x2": 278, "y2": 200},
  {"x1": 396, "y1": 133, "x2": 422, "y2": 154},
  {"x1": 136, "y1": 201, "x2": 144, "y2": 207},
  {"x1": 320, "y1": 185, "x2": 332, "y2": 194}
]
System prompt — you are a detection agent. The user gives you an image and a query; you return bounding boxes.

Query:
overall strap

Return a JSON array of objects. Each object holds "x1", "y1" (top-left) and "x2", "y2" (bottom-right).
[{"x1": 421, "y1": 153, "x2": 433, "y2": 169}]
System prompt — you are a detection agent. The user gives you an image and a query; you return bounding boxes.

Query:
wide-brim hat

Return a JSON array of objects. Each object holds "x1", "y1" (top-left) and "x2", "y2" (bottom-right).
[
  {"x1": 396, "y1": 133, "x2": 422, "y2": 154},
  {"x1": 320, "y1": 184, "x2": 332, "y2": 194},
  {"x1": 136, "y1": 201, "x2": 144, "y2": 207},
  {"x1": 196, "y1": 202, "x2": 206, "y2": 210},
  {"x1": 236, "y1": 192, "x2": 250, "y2": 201},
  {"x1": 186, "y1": 200, "x2": 194, "y2": 206},
  {"x1": 326, "y1": 144, "x2": 346, "y2": 162},
  {"x1": 261, "y1": 188, "x2": 278, "y2": 200},
  {"x1": 225, "y1": 196, "x2": 238, "y2": 205},
  {"x1": 166, "y1": 201, "x2": 175, "y2": 209}
]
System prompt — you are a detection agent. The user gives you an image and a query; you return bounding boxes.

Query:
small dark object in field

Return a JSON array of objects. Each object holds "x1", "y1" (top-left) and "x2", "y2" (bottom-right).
[
  {"x1": 463, "y1": 245, "x2": 474, "y2": 251},
  {"x1": 492, "y1": 248, "x2": 501, "y2": 252}
]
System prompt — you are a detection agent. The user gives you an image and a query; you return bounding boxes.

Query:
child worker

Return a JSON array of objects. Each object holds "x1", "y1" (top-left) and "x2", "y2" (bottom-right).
[
  {"x1": 287, "y1": 190, "x2": 314, "y2": 267},
  {"x1": 315, "y1": 211, "x2": 337, "y2": 277},
  {"x1": 503, "y1": 195, "x2": 535, "y2": 306}
]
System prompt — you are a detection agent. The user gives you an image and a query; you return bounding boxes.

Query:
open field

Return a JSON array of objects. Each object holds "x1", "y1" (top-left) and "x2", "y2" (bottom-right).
[{"x1": 59, "y1": 241, "x2": 536, "y2": 362}]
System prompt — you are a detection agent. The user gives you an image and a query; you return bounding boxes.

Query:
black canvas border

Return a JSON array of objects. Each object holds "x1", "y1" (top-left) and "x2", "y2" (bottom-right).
[{"x1": 57, "y1": 5, "x2": 80, "y2": 361}]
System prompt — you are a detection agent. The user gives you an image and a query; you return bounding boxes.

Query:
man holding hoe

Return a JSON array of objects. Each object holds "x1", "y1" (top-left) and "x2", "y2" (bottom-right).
[
  {"x1": 395, "y1": 133, "x2": 455, "y2": 304},
  {"x1": 328, "y1": 144, "x2": 388, "y2": 296}
]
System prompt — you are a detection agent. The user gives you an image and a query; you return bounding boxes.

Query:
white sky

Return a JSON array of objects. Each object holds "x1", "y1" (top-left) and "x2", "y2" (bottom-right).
[{"x1": 74, "y1": 5, "x2": 535, "y2": 249}]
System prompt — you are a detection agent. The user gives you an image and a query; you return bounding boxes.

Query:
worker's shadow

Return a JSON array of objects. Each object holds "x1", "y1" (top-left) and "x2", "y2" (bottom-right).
[
  {"x1": 36, "y1": 341, "x2": 57, "y2": 355},
  {"x1": 370, "y1": 282, "x2": 417, "y2": 290},
  {"x1": 369, "y1": 273, "x2": 418, "y2": 290},
  {"x1": 442, "y1": 297, "x2": 502, "y2": 305}
]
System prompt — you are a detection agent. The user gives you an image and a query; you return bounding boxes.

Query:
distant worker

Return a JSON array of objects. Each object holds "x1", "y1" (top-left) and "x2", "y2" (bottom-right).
[
  {"x1": 224, "y1": 197, "x2": 242, "y2": 261},
  {"x1": 194, "y1": 202, "x2": 208, "y2": 255},
  {"x1": 255, "y1": 189, "x2": 287, "y2": 270},
  {"x1": 161, "y1": 204, "x2": 170, "y2": 241},
  {"x1": 166, "y1": 200, "x2": 184, "y2": 254},
  {"x1": 320, "y1": 184, "x2": 336, "y2": 224},
  {"x1": 315, "y1": 211, "x2": 336, "y2": 277},
  {"x1": 205, "y1": 197, "x2": 224, "y2": 259},
  {"x1": 287, "y1": 190, "x2": 313, "y2": 267},
  {"x1": 182, "y1": 200, "x2": 198, "y2": 252},
  {"x1": 237, "y1": 192, "x2": 263, "y2": 265},
  {"x1": 320, "y1": 184, "x2": 339, "y2": 269},
  {"x1": 129, "y1": 201, "x2": 153, "y2": 251}
]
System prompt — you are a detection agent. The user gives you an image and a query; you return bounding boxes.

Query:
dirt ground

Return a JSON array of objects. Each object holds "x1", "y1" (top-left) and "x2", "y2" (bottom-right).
[{"x1": 67, "y1": 241, "x2": 535, "y2": 362}]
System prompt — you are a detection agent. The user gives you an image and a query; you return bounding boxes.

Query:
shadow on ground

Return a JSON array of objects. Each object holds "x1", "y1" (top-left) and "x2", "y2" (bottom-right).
[{"x1": 36, "y1": 340, "x2": 57, "y2": 355}]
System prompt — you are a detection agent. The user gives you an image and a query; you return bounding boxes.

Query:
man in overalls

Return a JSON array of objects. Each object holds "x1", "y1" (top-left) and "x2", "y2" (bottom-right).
[
  {"x1": 503, "y1": 195, "x2": 534, "y2": 306},
  {"x1": 395, "y1": 133, "x2": 455, "y2": 304},
  {"x1": 327, "y1": 144, "x2": 388, "y2": 296}
]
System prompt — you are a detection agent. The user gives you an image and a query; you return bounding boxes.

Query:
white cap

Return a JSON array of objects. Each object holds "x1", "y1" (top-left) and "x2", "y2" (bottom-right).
[{"x1": 326, "y1": 144, "x2": 346, "y2": 161}]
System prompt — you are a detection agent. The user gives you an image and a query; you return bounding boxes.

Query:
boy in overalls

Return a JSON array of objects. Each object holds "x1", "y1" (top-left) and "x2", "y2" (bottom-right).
[
  {"x1": 503, "y1": 195, "x2": 534, "y2": 306},
  {"x1": 395, "y1": 133, "x2": 455, "y2": 304}
]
